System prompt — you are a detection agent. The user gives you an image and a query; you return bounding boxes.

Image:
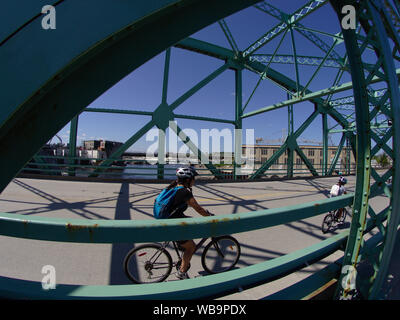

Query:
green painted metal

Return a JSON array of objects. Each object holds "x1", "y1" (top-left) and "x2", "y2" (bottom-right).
[
  {"x1": 0, "y1": 0, "x2": 260, "y2": 193},
  {"x1": 250, "y1": 110, "x2": 319, "y2": 179},
  {"x1": 249, "y1": 54, "x2": 344, "y2": 68},
  {"x1": 295, "y1": 145, "x2": 319, "y2": 177},
  {"x1": 174, "y1": 113, "x2": 236, "y2": 124},
  {"x1": 243, "y1": 0, "x2": 329, "y2": 57},
  {"x1": 327, "y1": 134, "x2": 346, "y2": 176},
  {"x1": 84, "y1": 108, "x2": 153, "y2": 117},
  {"x1": 0, "y1": 189, "x2": 386, "y2": 300},
  {"x1": 322, "y1": 113, "x2": 328, "y2": 176},
  {"x1": 250, "y1": 142, "x2": 288, "y2": 179},
  {"x1": 234, "y1": 68, "x2": 243, "y2": 180},
  {"x1": 329, "y1": 0, "x2": 400, "y2": 300},
  {"x1": 300, "y1": 38, "x2": 340, "y2": 96},
  {"x1": 0, "y1": 193, "x2": 355, "y2": 243},
  {"x1": 169, "y1": 62, "x2": 230, "y2": 111},
  {"x1": 68, "y1": 115, "x2": 79, "y2": 176},
  {"x1": 176, "y1": 37, "x2": 353, "y2": 143},
  {"x1": 331, "y1": 0, "x2": 372, "y2": 298},
  {"x1": 289, "y1": 25, "x2": 301, "y2": 95},
  {"x1": 87, "y1": 59, "x2": 232, "y2": 179},
  {"x1": 243, "y1": 28, "x2": 290, "y2": 114},
  {"x1": 1, "y1": 0, "x2": 399, "y2": 300},
  {"x1": 265, "y1": 257, "x2": 343, "y2": 300},
  {"x1": 85, "y1": 107, "x2": 235, "y2": 124},
  {"x1": 157, "y1": 49, "x2": 172, "y2": 179},
  {"x1": 364, "y1": 0, "x2": 400, "y2": 299},
  {"x1": 169, "y1": 122, "x2": 223, "y2": 179},
  {"x1": 287, "y1": 95, "x2": 294, "y2": 178},
  {"x1": 255, "y1": 1, "x2": 345, "y2": 67},
  {"x1": 173, "y1": 8, "x2": 386, "y2": 188},
  {"x1": 265, "y1": 229, "x2": 385, "y2": 300},
  {"x1": 91, "y1": 120, "x2": 156, "y2": 176},
  {"x1": 0, "y1": 230, "x2": 351, "y2": 300},
  {"x1": 162, "y1": 48, "x2": 171, "y2": 105},
  {"x1": 241, "y1": 70, "x2": 399, "y2": 119},
  {"x1": 218, "y1": 19, "x2": 239, "y2": 54}
]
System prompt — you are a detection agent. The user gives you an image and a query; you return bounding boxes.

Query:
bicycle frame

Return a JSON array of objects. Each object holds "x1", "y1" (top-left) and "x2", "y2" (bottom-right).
[
  {"x1": 123, "y1": 235, "x2": 240, "y2": 284},
  {"x1": 162, "y1": 237, "x2": 220, "y2": 261}
]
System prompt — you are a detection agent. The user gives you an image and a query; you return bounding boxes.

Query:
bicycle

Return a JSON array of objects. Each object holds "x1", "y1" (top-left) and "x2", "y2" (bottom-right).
[
  {"x1": 321, "y1": 207, "x2": 349, "y2": 234},
  {"x1": 123, "y1": 235, "x2": 241, "y2": 284}
]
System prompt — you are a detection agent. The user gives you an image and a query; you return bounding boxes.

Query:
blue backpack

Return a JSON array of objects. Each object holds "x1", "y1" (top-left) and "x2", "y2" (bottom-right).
[{"x1": 153, "y1": 186, "x2": 184, "y2": 219}]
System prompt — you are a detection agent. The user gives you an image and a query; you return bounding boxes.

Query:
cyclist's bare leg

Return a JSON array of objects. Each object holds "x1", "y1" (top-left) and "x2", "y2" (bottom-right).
[
  {"x1": 180, "y1": 240, "x2": 196, "y2": 273},
  {"x1": 336, "y1": 208, "x2": 343, "y2": 220}
]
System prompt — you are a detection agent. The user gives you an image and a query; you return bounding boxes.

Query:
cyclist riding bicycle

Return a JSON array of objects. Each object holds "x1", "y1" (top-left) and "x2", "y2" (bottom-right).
[
  {"x1": 330, "y1": 176, "x2": 347, "y2": 220},
  {"x1": 166, "y1": 166, "x2": 213, "y2": 279}
]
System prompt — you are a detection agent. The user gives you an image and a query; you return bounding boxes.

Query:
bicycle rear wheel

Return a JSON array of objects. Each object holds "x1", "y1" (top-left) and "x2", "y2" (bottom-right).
[
  {"x1": 322, "y1": 213, "x2": 333, "y2": 234},
  {"x1": 338, "y1": 208, "x2": 348, "y2": 224},
  {"x1": 201, "y1": 236, "x2": 241, "y2": 274},
  {"x1": 124, "y1": 243, "x2": 172, "y2": 284}
]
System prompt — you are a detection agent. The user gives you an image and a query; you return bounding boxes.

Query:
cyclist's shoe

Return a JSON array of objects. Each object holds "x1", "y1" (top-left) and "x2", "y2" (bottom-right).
[{"x1": 176, "y1": 270, "x2": 189, "y2": 280}]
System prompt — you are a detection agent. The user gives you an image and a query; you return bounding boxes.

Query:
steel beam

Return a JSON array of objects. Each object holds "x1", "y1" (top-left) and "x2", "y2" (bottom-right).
[
  {"x1": 295, "y1": 145, "x2": 319, "y2": 177},
  {"x1": 254, "y1": 1, "x2": 344, "y2": 66},
  {"x1": 327, "y1": 133, "x2": 346, "y2": 175},
  {"x1": 92, "y1": 120, "x2": 155, "y2": 175},
  {"x1": 0, "y1": 0, "x2": 260, "y2": 192},
  {"x1": 176, "y1": 37, "x2": 353, "y2": 137},
  {"x1": 331, "y1": 0, "x2": 372, "y2": 300},
  {"x1": 250, "y1": 110, "x2": 319, "y2": 179},
  {"x1": 366, "y1": 0, "x2": 400, "y2": 299},
  {"x1": 322, "y1": 113, "x2": 328, "y2": 176},
  {"x1": 241, "y1": 69, "x2": 400, "y2": 119},
  {"x1": 243, "y1": 0, "x2": 329, "y2": 57},
  {"x1": 68, "y1": 115, "x2": 79, "y2": 176},
  {"x1": 234, "y1": 68, "x2": 243, "y2": 180},
  {"x1": 168, "y1": 122, "x2": 223, "y2": 179}
]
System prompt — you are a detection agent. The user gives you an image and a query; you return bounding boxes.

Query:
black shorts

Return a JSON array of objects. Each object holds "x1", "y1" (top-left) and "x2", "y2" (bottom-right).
[{"x1": 168, "y1": 206, "x2": 190, "y2": 245}]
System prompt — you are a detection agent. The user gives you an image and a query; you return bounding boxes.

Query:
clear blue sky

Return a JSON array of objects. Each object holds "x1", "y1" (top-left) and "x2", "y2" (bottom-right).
[{"x1": 55, "y1": 1, "x2": 360, "y2": 153}]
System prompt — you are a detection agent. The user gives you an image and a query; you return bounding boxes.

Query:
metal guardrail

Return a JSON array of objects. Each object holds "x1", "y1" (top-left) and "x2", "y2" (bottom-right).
[
  {"x1": 0, "y1": 231, "x2": 349, "y2": 300},
  {"x1": 0, "y1": 193, "x2": 354, "y2": 243},
  {"x1": 22, "y1": 155, "x2": 355, "y2": 179},
  {"x1": 0, "y1": 189, "x2": 386, "y2": 299}
]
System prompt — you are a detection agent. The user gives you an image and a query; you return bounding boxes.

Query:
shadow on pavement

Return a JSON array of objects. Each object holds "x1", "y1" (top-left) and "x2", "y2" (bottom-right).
[{"x1": 109, "y1": 182, "x2": 134, "y2": 285}]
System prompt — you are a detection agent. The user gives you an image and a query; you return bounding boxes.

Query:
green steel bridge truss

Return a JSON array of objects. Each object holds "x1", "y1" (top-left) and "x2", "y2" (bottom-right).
[{"x1": 0, "y1": 0, "x2": 399, "y2": 299}]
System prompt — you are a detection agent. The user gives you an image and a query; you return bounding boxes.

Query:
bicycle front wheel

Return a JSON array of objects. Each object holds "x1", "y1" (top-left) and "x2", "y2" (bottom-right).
[
  {"x1": 124, "y1": 244, "x2": 172, "y2": 284},
  {"x1": 201, "y1": 236, "x2": 241, "y2": 274}
]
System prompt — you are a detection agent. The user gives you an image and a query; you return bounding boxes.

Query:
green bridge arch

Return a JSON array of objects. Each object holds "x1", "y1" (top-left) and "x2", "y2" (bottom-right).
[{"x1": 0, "y1": 0, "x2": 399, "y2": 299}]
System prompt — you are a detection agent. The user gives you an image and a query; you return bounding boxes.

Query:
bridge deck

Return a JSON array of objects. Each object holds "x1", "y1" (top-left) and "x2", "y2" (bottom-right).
[{"x1": 0, "y1": 176, "x2": 396, "y2": 299}]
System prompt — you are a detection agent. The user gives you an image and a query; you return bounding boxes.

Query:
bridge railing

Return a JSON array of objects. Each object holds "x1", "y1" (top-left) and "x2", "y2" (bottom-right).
[
  {"x1": 21, "y1": 155, "x2": 356, "y2": 180},
  {"x1": 0, "y1": 188, "x2": 386, "y2": 299}
]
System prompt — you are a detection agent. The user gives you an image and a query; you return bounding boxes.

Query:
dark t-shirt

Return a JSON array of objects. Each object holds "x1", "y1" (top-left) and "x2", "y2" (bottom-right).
[{"x1": 169, "y1": 187, "x2": 193, "y2": 218}]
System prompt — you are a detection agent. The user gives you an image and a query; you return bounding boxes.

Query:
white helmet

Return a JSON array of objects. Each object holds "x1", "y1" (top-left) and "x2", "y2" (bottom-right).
[{"x1": 176, "y1": 167, "x2": 198, "y2": 179}]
